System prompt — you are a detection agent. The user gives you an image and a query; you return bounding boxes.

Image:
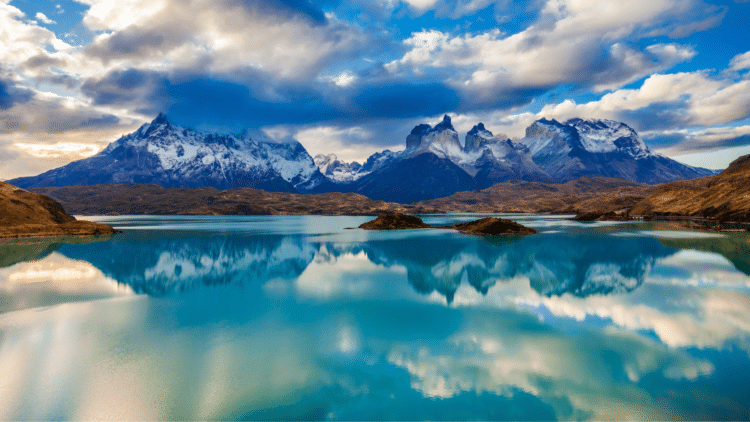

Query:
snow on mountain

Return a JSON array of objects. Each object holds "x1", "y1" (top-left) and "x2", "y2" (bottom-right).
[
  {"x1": 465, "y1": 123, "x2": 501, "y2": 152},
  {"x1": 566, "y1": 118, "x2": 652, "y2": 158},
  {"x1": 113, "y1": 113, "x2": 325, "y2": 190},
  {"x1": 518, "y1": 118, "x2": 577, "y2": 157},
  {"x1": 313, "y1": 154, "x2": 364, "y2": 183},
  {"x1": 516, "y1": 117, "x2": 714, "y2": 184},
  {"x1": 10, "y1": 113, "x2": 328, "y2": 192},
  {"x1": 405, "y1": 115, "x2": 466, "y2": 163}
]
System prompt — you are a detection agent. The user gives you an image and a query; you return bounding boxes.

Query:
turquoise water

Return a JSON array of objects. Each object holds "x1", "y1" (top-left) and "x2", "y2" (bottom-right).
[{"x1": 1, "y1": 215, "x2": 749, "y2": 420}]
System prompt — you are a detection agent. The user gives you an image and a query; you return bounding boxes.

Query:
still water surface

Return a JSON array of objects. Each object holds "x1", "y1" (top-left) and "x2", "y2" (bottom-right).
[{"x1": 1, "y1": 215, "x2": 749, "y2": 420}]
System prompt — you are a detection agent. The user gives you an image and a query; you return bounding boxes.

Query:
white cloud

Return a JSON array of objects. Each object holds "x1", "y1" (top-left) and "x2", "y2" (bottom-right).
[
  {"x1": 292, "y1": 124, "x2": 403, "y2": 163},
  {"x1": 0, "y1": 3, "x2": 73, "y2": 68},
  {"x1": 14, "y1": 142, "x2": 102, "y2": 158},
  {"x1": 401, "y1": 0, "x2": 440, "y2": 13},
  {"x1": 538, "y1": 71, "x2": 750, "y2": 128},
  {"x1": 730, "y1": 50, "x2": 750, "y2": 71},
  {"x1": 35, "y1": 12, "x2": 55, "y2": 24},
  {"x1": 387, "y1": 0, "x2": 716, "y2": 103},
  {"x1": 75, "y1": 0, "x2": 368, "y2": 80},
  {"x1": 321, "y1": 71, "x2": 358, "y2": 87}
]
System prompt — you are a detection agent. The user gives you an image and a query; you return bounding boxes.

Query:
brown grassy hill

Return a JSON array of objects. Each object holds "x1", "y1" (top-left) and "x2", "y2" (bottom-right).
[
  {"x1": 413, "y1": 176, "x2": 656, "y2": 214},
  {"x1": 630, "y1": 154, "x2": 750, "y2": 221},
  {"x1": 0, "y1": 182, "x2": 118, "y2": 238},
  {"x1": 31, "y1": 184, "x2": 432, "y2": 216}
]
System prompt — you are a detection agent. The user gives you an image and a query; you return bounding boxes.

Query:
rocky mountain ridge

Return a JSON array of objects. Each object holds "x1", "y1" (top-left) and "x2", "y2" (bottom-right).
[
  {"x1": 9, "y1": 113, "x2": 715, "y2": 203},
  {"x1": 332, "y1": 115, "x2": 713, "y2": 202},
  {"x1": 10, "y1": 113, "x2": 331, "y2": 193}
]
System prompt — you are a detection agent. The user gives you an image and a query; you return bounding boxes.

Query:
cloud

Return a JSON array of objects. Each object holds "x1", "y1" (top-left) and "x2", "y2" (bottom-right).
[
  {"x1": 0, "y1": 82, "x2": 143, "y2": 179},
  {"x1": 13, "y1": 142, "x2": 102, "y2": 159},
  {"x1": 384, "y1": 0, "x2": 719, "y2": 109},
  {"x1": 352, "y1": 82, "x2": 461, "y2": 118},
  {"x1": 34, "y1": 12, "x2": 55, "y2": 24},
  {"x1": 650, "y1": 125, "x2": 750, "y2": 155},
  {"x1": 730, "y1": 50, "x2": 750, "y2": 71},
  {"x1": 0, "y1": 3, "x2": 73, "y2": 68},
  {"x1": 77, "y1": 0, "x2": 369, "y2": 80},
  {"x1": 0, "y1": 77, "x2": 33, "y2": 110},
  {"x1": 537, "y1": 72, "x2": 750, "y2": 130},
  {"x1": 80, "y1": 68, "x2": 170, "y2": 114},
  {"x1": 291, "y1": 125, "x2": 404, "y2": 163}
]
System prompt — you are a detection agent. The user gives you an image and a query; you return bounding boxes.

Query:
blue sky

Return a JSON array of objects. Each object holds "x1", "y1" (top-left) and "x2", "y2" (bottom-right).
[{"x1": 1, "y1": 0, "x2": 750, "y2": 179}]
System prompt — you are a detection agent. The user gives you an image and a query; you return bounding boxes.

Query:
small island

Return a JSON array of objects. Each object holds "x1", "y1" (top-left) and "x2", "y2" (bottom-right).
[{"x1": 359, "y1": 213, "x2": 536, "y2": 235}]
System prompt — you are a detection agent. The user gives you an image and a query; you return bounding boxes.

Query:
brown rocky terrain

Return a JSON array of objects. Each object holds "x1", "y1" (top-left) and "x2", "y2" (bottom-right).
[
  {"x1": 629, "y1": 154, "x2": 750, "y2": 222},
  {"x1": 451, "y1": 217, "x2": 537, "y2": 235},
  {"x1": 359, "y1": 213, "x2": 536, "y2": 235},
  {"x1": 358, "y1": 213, "x2": 432, "y2": 230},
  {"x1": 31, "y1": 184, "x2": 434, "y2": 216},
  {"x1": 0, "y1": 182, "x2": 118, "y2": 238},
  {"x1": 413, "y1": 176, "x2": 656, "y2": 215}
]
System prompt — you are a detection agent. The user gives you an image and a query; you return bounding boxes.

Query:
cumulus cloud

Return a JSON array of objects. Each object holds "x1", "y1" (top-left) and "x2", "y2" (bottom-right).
[
  {"x1": 385, "y1": 0, "x2": 718, "y2": 108},
  {"x1": 34, "y1": 12, "x2": 55, "y2": 24},
  {"x1": 0, "y1": 3, "x2": 73, "y2": 68},
  {"x1": 730, "y1": 50, "x2": 750, "y2": 71},
  {"x1": 537, "y1": 72, "x2": 750, "y2": 131},
  {"x1": 76, "y1": 0, "x2": 370, "y2": 80}
]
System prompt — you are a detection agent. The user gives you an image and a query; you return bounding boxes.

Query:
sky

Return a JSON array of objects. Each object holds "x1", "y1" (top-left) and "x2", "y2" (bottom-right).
[{"x1": 1, "y1": 0, "x2": 750, "y2": 179}]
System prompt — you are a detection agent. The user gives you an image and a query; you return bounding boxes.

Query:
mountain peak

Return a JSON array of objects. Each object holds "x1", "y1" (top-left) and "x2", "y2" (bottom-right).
[
  {"x1": 465, "y1": 123, "x2": 499, "y2": 152},
  {"x1": 468, "y1": 123, "x2": 486, "y2": 135},
  {"x1": 434, "y1": 114, "x2": 454, "y2": 132},
  {"x1": 152, "y1": 112, "x2": 169, "y2": 125}
]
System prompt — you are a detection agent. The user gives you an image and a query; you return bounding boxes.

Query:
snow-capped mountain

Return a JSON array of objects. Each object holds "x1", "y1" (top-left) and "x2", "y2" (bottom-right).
[
  {"x1": 337, "y1": 115, "x2": 714, "y2": 202},
  {"x1": 343, "y1": 115, "x2": 549, "y2": 202},
  {"x1": 313, "y1": 154, "x2": 363, "y2": 183},
  {"x1": 10, "y1": 114, "x2": 330, "y2": 193},
  {"x1": 399, "y1": 115, "x2": 547, "y2": 180},
  {"x1": 517, "y1": 118, "x2": 713, "y2": 183},
  {"x1": 9, "y1": 113, "x2": 716, "y2": 204}
]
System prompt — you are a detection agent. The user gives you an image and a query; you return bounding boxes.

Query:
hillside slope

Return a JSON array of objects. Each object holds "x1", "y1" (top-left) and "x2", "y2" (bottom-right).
[
  {"x1": 630, "y1": 154, "x2": 750, "y2": 221},
  {"x1": 30, "y1": 184, "x2": 432, "y2": 216},
  {"x1": 0, "y1": 182, "x2": 118, "y2": 238},
  {"x1": 414, "y1": 177, "x2": 656, "y2": 214}
]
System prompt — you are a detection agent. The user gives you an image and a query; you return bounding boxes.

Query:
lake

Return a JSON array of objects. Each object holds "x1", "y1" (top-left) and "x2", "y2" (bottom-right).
[{"x1": 1, "y1": 214, "x2": 749, "y2": 420}]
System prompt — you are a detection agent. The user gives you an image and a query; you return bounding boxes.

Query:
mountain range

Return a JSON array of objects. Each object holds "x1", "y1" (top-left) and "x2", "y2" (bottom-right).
[{"x1": 9, "y1": 113, "x2": 715, "y2": 203}]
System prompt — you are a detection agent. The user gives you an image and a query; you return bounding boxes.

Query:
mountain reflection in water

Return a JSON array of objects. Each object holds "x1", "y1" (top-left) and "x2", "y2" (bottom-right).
[
  {"x1": 1, "y1": 216, "x2": 749, "y2": 421},
  {"x1": 44, "y1": 229, "x2": 676, "y2": 301}
]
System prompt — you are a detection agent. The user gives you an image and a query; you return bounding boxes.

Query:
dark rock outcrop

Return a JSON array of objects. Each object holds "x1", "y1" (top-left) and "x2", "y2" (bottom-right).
[
  {"x1": 358, "y1": 213, "x2": 431, "y2": 230},
  {"x1": 451, "y1": 217, "x2": 537, "y2": 235},
  {"x1": 360, "y1": 213, "x2": 536, "y2": 235}
]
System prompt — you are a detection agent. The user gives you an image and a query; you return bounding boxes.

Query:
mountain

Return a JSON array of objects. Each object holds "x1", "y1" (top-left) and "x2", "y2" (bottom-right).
[
  {"x1": 8, "y1": 113, "x2": 716, "y2": 203},
  {"x1": 0, "y1": 181, "x2": 117, "y2": 238},
  {"x1": 518, "y1": 118, "x2": 714, "y2": 183},
  {"x1": 313, "y1": 154, "x2": 363, "y2": 183},
  {"x1": 332, "y1": 115, "x2": 715, "y2": 202},
  {"x1": 629, "y1": 153, "x2": 750, "y2": 221},
  {"x1": 342, "y1": 115, "x2": 549, "y2": 202},
  {"x1": 9, "y1": 114, "x2": 330, "y2": 193}
]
